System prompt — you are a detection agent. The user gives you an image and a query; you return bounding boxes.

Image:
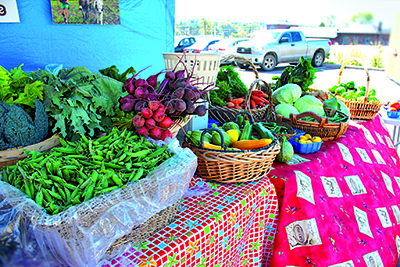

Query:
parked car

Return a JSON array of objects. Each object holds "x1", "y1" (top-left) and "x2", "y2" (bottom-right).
[
  {"x1": 183, "y1": 39, "x2": 221, "y2": 53},
  {"x1": 234, "y1": 29, "x2": 331, "y2": 71},
  {"x1": 208, "y1": 38, "x2": 250, "y2": 65},
  {"x1": 175, "y1": 37, "x2": 196, "y2": 52}
]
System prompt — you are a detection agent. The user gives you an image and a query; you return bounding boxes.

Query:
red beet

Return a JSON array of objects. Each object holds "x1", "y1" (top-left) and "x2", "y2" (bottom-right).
[
  {"x1": 132, "y1": 115, "x2": 145, "y2": 128},
  {"x1": 145, "y1": 118, "x2": 156, "y2": 129},
  {"x1": 165, "y1": 71, "x2": 175, "y2": 81},
  {"x1": 135, "y1": 100, "x2": 147, "y2": 112},
  {"x1": 148, "y1": 100, "x2": 160, "y2": 112},
  {"x1": 157, "y1": 104, "x2": 166, "y2": 113},
  {"x1": 149, "y1": 127, "x2": 162, "y2": 140},
  {"x1": 135, "y1": 78, "x2": 148, "y2": 88},
  {"x1": 147, "y1": 71, "x2": 163, "y2": 88},
  {"x1": 175, "y1": 70, "x2": 185, "y2": 79},
  {"x1": 137, "y1": 126, "x2": 149, "y2": 137},
  {"x1": 120, "y1": 100, "x2": 136, "y2": 112},
  {"x1": 141, "y1": 108, "x2": 153, "y2": 119},
  {"x1": 135, "y1": 86, "x2": 149, "y2": 99},
  {"x1": 123, "y1": 82, "x2": 135, "y2": 94},
  {"x1": 161, "y1": 129, "x2": 173, "y2": 140},
  {"x1": 153, "y1": 109, "x2": 166, "y2": 122},
  {"x1": 119, "y1": 94, "x2": 135, "y2": 105},
  {"x1": 159, "y1": 116, "x2": 174, "y2": 128}
]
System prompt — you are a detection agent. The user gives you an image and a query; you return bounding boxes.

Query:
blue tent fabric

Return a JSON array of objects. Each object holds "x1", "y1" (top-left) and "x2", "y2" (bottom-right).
[{"x1": 0, "y1": 0, "x2": 175, "y2": 77}]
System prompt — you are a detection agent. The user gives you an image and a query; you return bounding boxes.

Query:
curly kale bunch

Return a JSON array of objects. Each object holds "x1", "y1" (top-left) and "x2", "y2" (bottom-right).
[{"x1": 0, "y1": 99, "x2": 48, "y2": 151}]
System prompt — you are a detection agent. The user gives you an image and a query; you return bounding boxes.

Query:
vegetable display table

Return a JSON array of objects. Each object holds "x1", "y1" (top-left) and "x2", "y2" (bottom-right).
[
  {"x1": 102, "y1": 176, "x2": 279, "y2": 267},
  {"x1": 268, "y1": 114, "x2": 400, "y2": 266}
]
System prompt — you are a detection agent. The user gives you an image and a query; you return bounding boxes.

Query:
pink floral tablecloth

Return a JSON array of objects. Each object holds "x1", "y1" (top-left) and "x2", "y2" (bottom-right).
[{"x1": 268, "y1": 114, "x2": 400, "y2": 267}]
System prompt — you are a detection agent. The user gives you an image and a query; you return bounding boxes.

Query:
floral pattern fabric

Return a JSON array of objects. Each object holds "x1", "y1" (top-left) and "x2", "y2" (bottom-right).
[
  {"x1": 268, "y1": 115, "x2": 400, "y2": 267},
  {"x1": 102, "y1": 176, "x2": 279, "y2": 267}
]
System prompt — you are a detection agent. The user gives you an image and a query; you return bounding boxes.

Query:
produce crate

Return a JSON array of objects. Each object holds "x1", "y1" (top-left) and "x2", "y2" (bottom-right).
[
  {"x1": 0, "y1": 138, "x2": 197, "y2": 267},
  {"x1": 0, "y1": 134, "x2": 61, "y2": 167},
  {"x1": 277, "y1": 107, "x2": 350, "y2": 141},
  {"x1": 163, "y1": 52, "x2": 221, "y2": 90},
  {"x1": 335, "y1": 58, "x2": 384, "y2": 120},
  {"x1": 182, "y1": 112, "x2": 280, "y2": 184}
]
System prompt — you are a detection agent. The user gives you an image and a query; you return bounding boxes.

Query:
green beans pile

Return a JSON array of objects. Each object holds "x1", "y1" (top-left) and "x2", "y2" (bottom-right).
[{"x1": 1, "y1": 128, "x2": 173, "y2": 215}]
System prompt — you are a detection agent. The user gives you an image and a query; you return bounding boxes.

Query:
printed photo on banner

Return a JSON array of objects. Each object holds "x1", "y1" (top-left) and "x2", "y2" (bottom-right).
[
  {"x1": 50, "y1": 0, "x2": 120, "y2": 25},
  {"x1": 285, "y1": 218, "x2": 322, "y2": 250},
  {"x1": 344, "y1": 175, "x2": 367, "y2": 195},
  {"x1": 354, "y1": 206, "x2": 374, "y2": 238},
  {"x1": 356, "y1": 148, "x2": 372, "y2": 164},
  {"x1": 0, "y1": 0, "x2": 20, "y2": 23},
  {"x1": 375, "y1": 207, "x2": 392, "y2": 228},
  {"x1": 362, "y1": 251, "x2": 384, "y2": 267},
  {"x1": 321, "y1": 176, "x2": 343, "y2": 198}
]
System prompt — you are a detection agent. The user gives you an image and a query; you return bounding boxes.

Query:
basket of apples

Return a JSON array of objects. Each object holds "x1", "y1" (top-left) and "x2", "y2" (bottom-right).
[{"x1": 118, "y1": 57, "x2": 213, "y2": 140}]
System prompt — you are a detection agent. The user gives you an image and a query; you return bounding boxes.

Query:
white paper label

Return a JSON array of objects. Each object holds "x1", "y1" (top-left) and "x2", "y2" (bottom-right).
[
  {"x1": 0, "y1": 0, "x2": 20, "y2": 23},
  {"x1": 285, "y1": 154, "x2": 311, "y2": 165},
  {"x1": 295, "y1": 171, "x2": 315, "y2": 205},
  {"x1": 328, "y1": 260, "x2": 355, "y2": 267},
  {"x1": 337, "y1": 143, "x2": 355, "y2": 166},
  {"x1": 356, "y1": 148, "x2": 373, "y2": 164},
  {"x1": 345, "y1": 175, "x2": 367, "y2": 195},
  {"x1": 392, "y1": 205, "x2": 400, "y2": 225},
  {"x1": 381, "y1": 171, "x2": 395, "y2": 196},
  {"x1": 376, "y1": 207, "x2": 392, "y2": 228},
  {"x1": 362, "y1": 126, "x2": 376, "y2": 145},
  {"x1": 363, "y1": 251, "x2": 384, "y2": 267},
  {"x1": 321, "y1": 176, "x2": 343, "y2": 198},
  {"x1": 354, "y1": 206, "x2": 374, "y2": 238},
  {"x1": 285, "y1": 218, "x2": 322, "y2": 250},
  {"x1": 372, "y1": 150, "x2": 386, "y2": 165}
]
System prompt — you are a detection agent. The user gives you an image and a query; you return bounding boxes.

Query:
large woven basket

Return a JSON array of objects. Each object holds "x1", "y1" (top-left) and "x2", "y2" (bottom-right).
[
  {"x1": 335, "y1": 58, "x2": 383, "y2": 120},
  {"x1": 302, "y1": 88, "x2": 331, "y2": 102},
  {"x1": 182, "y1": 118, "x2": 281, "y2": 183},
  {"x1": 0, "y1": 134, "x2": 61, "y2": 167},
  {"x1": 277, "y1": 107, "x2": 350, "y2": 141},
  {"x1": 208, "y1": 56, "x2": 269, "y2": 124}
]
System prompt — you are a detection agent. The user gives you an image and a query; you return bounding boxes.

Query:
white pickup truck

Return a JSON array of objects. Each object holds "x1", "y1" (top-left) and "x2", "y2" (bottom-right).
[{"x1": 234, "y1": 29, "x2": 331, "y2": 71}]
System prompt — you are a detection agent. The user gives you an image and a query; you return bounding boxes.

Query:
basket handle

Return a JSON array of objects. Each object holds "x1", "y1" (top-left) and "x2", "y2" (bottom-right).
[
  {"x1": 244, "y1": 79, "x2": 276, "y2": 121},
  {"x1": 220, "y1": 55, "x2": 259, "y2": 80},
  {"x1": 289, "y1": 111, "x2": 329, "y2": 128},
  {"x1": 199, "y1": 128, "x2": 227, "y2": 150},
  {"x1": 338, "y1": 57, "x2": 370, "y2": 104},
  {"x1": 235, "y1": 110, "x2": 254, "y2": 126}
]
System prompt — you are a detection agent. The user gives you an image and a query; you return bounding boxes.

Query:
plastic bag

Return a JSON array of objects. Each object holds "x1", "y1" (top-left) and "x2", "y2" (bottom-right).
[{"x1": 0, "y1": 138, "x2": 197, "y2": 267}]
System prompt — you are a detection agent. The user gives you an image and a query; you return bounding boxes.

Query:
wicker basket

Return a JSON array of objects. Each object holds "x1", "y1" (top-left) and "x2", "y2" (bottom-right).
[
  {"x1": 277, "y1": 107, "x2": 350, "y2": 141},
  {"x1": 163, "y1": 53, "x2": 221, "y2": 90},
  {"x1": 182, "y1": 114, "x2": 281, "y2": 183},
  {"x1": 302, "y1": 88, "x2": 331, "y2": 102},
  {"x1": 208, "y1": 57, "x2": 269, "y2": 124},
  {"x1": 335, "y1": 58, "x2": 384, "y2": 120},
  {"x1": 170, "y1": 115, "x2": 192, "y2": 138},
  {"x1": 0, "y1": 134, "x2": 61, "y2": 167}
]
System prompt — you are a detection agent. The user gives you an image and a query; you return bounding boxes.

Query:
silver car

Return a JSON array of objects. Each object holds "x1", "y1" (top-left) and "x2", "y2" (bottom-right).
[{"x1": 208, "y1": 38, "x2": 250, "y2": 64}]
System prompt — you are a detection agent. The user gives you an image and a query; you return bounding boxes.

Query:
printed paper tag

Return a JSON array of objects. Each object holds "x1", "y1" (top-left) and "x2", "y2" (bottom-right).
[
  {"x1": 328, "y1": 260, "x2": 355, "y2": 267},
  {"x1": 356, "y1": 148, "x2": 372, "y2": 164},
  {"x1": 354, "y1": 206, "x2": 374, "y2": 238},
  {"x1": 344, "y1": 175, "x2": 367, "y2": 195},
  {"x1": 386, "y1": 135, "x2": 395, "y2": 149},
  {"x1": 285, "y1": 218, "x2": 322, "y2": 250},
  {"x1": 371, "y1": 150, "x2": 386, "y2": 165},
  {"x1": 321, "y1": 176, "x2": 343, "y2": 198},
  {"x1": 376, "y1": 207, "x2": 392, "y2": 228},
  {"x1": 363, "y1": 251, "x2": 384, "y2": 267},
  {"x1": 381, "y1": 171, "x2": 395, "y2": 196},
  {"x1": 375, "y1": 131, "x2": 385, "y2": 144},
  {"x1": 392, "y1": 205, "x2": 400, "y2": 225},
  {"x1": 285, "y1": 154, "x2": 311, "y2": 165},
  {"x1": 393, "y1": 157, "x2": 398, "y2": 165},
  {"x1": 295, "y1": 171, "x2": 315, "y2": 205},
  {"x1": 362, "y1": 126, "x2": 376, "y2": 145},
  {"x1": 0, "y1": 0, "x2": 20, "y2": 23},
  {"x1": 337, "y1": 143, "x2": 355, "y2": 166}
]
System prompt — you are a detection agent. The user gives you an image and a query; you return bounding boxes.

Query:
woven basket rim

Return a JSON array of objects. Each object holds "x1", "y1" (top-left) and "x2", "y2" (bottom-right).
[{"x1": 183, "y1": 131, "x2": 279, "y2": 154}]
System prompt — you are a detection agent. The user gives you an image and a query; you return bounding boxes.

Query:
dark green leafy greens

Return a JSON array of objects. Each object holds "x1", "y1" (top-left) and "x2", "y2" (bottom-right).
[
  {"x1": 98, "y1": 65, "x2": 136, "y2": 83},
  {"x1": 33, "y1": 66, "x2": 125, "y2": 141},
  {"x1": 210, "y1": 65, "x2": 248, "y2": 107},
  {"x1": 272, "y1": 57, "x2": 317, "y2": 92},
  {"x1": 0, "y1": 99, "x2": 48, "y2": 150}
]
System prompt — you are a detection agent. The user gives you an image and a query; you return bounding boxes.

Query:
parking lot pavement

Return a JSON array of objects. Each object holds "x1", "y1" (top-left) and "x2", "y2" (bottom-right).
[{"x1": 234, "y1": 64, "x2": 400, "y2": 103}]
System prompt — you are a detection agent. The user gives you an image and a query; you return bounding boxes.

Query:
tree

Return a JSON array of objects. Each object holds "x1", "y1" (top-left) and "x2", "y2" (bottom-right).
[
  {"x1": 319, "y1": 22, "x2": 326, "y2": 27},
  {"x1": 351, "y1": 12, "x2": 374, "y2": 24},
  {"x1": 326, "y1": 15, "x2": 335, "y2": 27}
]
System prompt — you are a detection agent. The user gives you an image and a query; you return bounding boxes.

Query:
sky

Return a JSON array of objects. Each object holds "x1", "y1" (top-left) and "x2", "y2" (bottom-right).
[{"x1": 175, "y1": 0, "x2": 400, "y2": 29}]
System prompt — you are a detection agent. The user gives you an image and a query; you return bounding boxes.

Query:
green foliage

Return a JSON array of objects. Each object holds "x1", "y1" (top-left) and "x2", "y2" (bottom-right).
[
  {"x1": 99, "y1": 65, "x2": 136, "y2": 83},
  {"x1": 0, "y1": 64, "x2": 44, "y2": 112},
  {"x1": 0, "y1": 99, "x2": 49, "y2": 150},
  {"x1": 33, "y1": 66, "x2": 125, "y2": 141},
  {"x1": 350, "y1": 12, "x2": 374, "y2": 24},
  {"x1": 272, "y1": 57, "x2": 317, "y2": 92},
  {"x1": 372, "y1": 46, "x2": 384, "y2": 68}
]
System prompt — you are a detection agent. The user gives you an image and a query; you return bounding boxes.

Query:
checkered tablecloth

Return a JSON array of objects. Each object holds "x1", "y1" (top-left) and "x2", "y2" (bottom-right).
[{"x1": 102, "y1": 176, "x2": 279, "y2": 267}]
